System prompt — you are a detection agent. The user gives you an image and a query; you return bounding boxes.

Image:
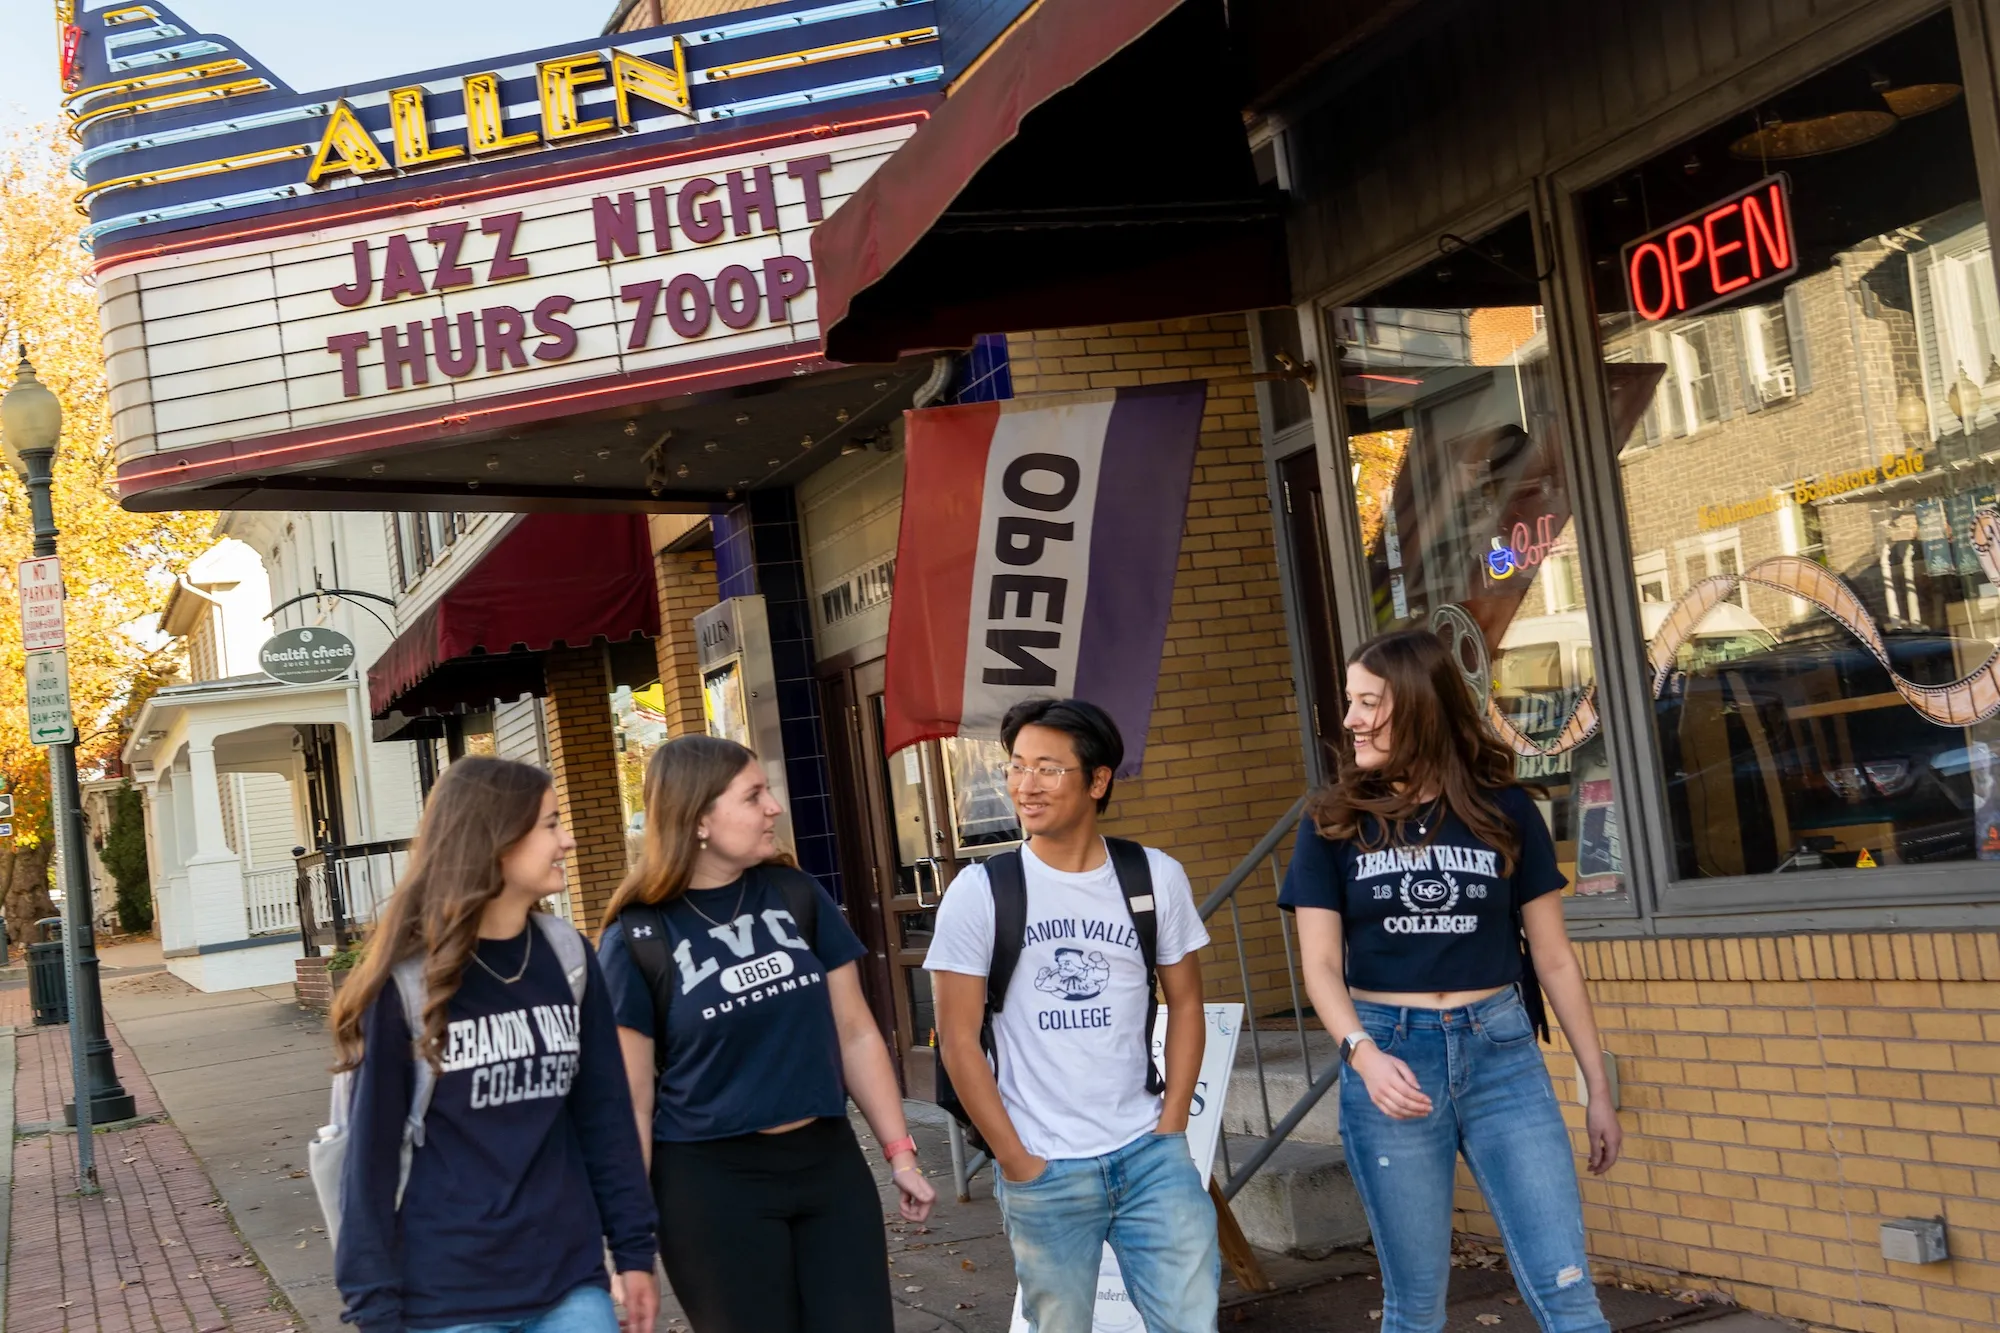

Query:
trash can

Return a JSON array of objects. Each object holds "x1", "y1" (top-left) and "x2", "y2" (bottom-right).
[{"x1": 28, "y1": 917, "x2": 66, "y2": 1026}]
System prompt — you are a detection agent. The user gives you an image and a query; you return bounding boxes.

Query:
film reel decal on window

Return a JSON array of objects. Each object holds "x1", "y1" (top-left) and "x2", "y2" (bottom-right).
[{"x1": 1470, "y1": 503, "x2": 2000, "y2": 761}]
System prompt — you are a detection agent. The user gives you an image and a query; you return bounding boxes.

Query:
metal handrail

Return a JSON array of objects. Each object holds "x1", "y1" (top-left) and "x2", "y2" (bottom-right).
[{"x1": 1194, "y1": 792, "x2": 1349, "y2": 1202}]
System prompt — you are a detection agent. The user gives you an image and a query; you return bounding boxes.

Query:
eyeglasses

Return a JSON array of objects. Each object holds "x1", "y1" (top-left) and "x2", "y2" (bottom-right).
[{"x1": 1003, "y1": 762, "x2": 1079, "y2": 787}]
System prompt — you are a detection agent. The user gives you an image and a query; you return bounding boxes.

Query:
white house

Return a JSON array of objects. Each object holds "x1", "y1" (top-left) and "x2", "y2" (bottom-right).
[{"x1": 122, "y1": 518, "x2": 424, "y2": 992}]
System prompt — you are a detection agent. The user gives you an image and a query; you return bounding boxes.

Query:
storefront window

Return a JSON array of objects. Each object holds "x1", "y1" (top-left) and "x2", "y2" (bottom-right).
[
  {"x1": 1336, "y1": 215, "x2": 1627, "y2": 897},
  {"x1": 613, "y1": 684, "x2": 668, "y2": 864},
  {"x1": 1583, "y1": 11, "x2": 2000, "y2": 877}
]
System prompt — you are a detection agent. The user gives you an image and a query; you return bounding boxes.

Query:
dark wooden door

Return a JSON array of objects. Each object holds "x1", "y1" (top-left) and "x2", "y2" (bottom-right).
[{"x1": 1282, "y1": 448, "x2": 1348, "y2": 774}]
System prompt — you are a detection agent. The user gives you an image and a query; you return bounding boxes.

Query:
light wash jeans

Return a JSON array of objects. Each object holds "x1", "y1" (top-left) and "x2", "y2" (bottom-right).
[
  {"x1": 1340, "y1": 987, "x2": 1610, "y2": 1333},
  {"x1": 996, "y1": 1129, "x2": 1220, "y2": 1333},
  {"x1": 423, "y1": 1283, "x2": 617, "y2": 1333}
]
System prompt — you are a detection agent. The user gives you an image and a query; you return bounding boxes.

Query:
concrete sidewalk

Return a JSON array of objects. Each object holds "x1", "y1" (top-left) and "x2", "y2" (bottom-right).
[
  {"x1": 83, "y1": 972, "x2": 1800, "y2": 1333},
  {"x1": 101, "y1": 969, "x2": 343, "y2": 1332}
]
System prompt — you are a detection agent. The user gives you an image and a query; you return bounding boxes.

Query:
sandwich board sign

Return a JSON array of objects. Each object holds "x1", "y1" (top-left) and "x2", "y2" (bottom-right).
[{"x1": 1009, "y1": 1003, "x2": 1244, "y2": 1333}]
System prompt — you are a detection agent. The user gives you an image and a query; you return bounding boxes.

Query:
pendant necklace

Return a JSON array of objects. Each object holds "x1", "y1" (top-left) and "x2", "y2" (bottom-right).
[
  {"x1": 686, "y1": 879, "x2": 749, "y2": 928},
  {"x1": 472, "y1": 923, "x2": 533, "y2": 984},
  {"x1": 1413, "y1": 796, "x2": 1444, "y2": 839}
]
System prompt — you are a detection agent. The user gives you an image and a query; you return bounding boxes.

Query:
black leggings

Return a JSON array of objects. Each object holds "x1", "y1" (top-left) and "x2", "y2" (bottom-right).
[{"x1": 653, "y1": 1116, "x2": 894, "y2": 1333}]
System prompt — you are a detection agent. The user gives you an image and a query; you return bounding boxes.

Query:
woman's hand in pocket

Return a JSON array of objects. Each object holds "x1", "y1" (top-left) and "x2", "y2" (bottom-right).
[
  {"x1": 893, "y1": 1158, "x2": 937, "y2": 1222},
  {"x1": 1355, "y1": 1045, "x2": 1433, "y2": 1119}
]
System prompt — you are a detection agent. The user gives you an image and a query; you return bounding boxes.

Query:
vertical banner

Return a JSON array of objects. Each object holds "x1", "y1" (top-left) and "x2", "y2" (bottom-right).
[
  {"x1": 1008, "y1": 1003, "x2": 1244, "y2": 1333},
  {"x1": 884, "y1": 383, "x2": 1207, "y2": 773}
]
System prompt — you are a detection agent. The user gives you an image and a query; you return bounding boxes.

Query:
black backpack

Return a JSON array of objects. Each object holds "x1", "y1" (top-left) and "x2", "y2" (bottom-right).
[
  {"x1": 933, "y1": 838, "x2": 1165, "y2": 1154},
  {"x1": 616, "y1": 865, "x2": 823, "y2": 1072}
]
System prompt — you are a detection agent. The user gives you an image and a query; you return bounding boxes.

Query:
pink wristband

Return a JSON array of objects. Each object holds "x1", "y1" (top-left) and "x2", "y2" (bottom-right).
[{"x1": 882, "y1": 1135, "x2": 918, "y2": 1161}]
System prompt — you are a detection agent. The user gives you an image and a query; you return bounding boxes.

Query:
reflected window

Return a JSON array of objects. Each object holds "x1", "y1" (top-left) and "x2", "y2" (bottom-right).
[
  {"x1": 1583, "y1": 10, "x2": 2000, "y2": 877},
  {"x1": 1335, "y1": 214, "x2": 1627, "y2": 897}
]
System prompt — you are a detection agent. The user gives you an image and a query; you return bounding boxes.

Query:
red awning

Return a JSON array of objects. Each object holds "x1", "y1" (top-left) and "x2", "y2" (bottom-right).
[
  {"x1": 813, "y1": 0, "x2": 1290, "y2": 364},
  {"x1": 367, "y1": 513, "x2": 660, "y2": 718}
]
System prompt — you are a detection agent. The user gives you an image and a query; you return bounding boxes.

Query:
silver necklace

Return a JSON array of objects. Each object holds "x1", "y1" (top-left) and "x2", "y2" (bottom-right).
[
  {"x1": 685, "y1": 879, "x2": 748, "y2": 928},
  {"x1": 1412, "y1": 796, "x2": 1445, "y2": 839},
  {"x1": 472, "y1": 924, "x2": 533, "y2": 984}
]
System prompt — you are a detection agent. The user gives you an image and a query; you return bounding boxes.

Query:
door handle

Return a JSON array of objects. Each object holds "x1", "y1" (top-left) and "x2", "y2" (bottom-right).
[{"x1": 914, "y1": 857, "x2": 943, "y2": 907}]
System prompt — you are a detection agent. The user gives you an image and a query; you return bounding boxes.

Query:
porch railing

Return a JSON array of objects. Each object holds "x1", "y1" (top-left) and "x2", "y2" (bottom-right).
[
  {"x1": 246, "y1": 865, "x2": 301, "y2": 935},
  {"x1": 294, "y1": 839, "x2": 413, "y2": 955}
]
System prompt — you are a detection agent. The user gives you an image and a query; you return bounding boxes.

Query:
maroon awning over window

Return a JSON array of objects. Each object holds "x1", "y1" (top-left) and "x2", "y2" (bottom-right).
[
  {"x1": 367, "y1": 513, "x2": 659, "y2": 718},
  {"x1": 813, "y1": 0, "x2": 1290, "y2": 364}
]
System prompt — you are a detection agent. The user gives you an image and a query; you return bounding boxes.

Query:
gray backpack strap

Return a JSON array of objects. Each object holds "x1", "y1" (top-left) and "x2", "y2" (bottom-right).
[
  {"x1": 532, "y1": 911, "x2": 590, "y2": 1003},
  {"x1": 389, "y1": 958, "x2": 434, "y2": 1204}
]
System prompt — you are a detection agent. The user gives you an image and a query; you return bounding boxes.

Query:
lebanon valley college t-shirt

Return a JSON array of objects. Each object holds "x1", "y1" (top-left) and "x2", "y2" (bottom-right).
[
  {"x1": 1277, "y1": 785, "x2": 1565, "y2": 992},
  {"x1": 923, "y1": 841, "x2": 1209, "y2": 1162},
  {"x1": 598, "y1": 866, "x2": 867, "y2": 1142}
]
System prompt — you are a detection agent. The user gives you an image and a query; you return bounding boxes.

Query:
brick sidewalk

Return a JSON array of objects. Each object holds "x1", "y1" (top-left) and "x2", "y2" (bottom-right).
[{"x1": 7, "y1": 1000, "x2": 300, "y2": 1333}]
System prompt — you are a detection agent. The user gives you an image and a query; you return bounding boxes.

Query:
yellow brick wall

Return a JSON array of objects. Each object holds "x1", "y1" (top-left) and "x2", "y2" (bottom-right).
[
  {"x1": 543, "y1": 646, "x2": 628, "y2": 932},
  {"x1": 1007, "y1": 316, "x2": 1308, "y2": 1006},
  {"x1": 1449, "y1": 932, "x2": 2000, "y2": 1333},
  {"x1": 652, "y1": 547, "x2": 718, "y2": 738}
]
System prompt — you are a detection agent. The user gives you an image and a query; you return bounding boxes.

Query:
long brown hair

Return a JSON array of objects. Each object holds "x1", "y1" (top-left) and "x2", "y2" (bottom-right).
[
  {"x1": 330, "y1": 756, "x2": 554, "y2": 1071},
  {"x1": 1306, "y1": 628, "x2": 1525, "y2": 873},
  {"x1": 599, "y1": 735, "x2": 769, "y2": 929}
]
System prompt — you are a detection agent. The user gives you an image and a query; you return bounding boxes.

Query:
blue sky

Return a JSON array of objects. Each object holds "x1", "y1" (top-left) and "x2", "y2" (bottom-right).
[{"x1": 0, "y1": 0, "x2": 595, "y2": 132}]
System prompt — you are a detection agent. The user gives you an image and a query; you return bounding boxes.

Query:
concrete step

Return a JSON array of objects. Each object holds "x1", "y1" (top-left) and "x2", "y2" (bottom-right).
[
  {"x1": 1215, "y1": 1132, "x2": 1369, "y2": 1259},
  {"x1": 1223, "y1": 1026, "x2": 1343, "y2": 1145}
]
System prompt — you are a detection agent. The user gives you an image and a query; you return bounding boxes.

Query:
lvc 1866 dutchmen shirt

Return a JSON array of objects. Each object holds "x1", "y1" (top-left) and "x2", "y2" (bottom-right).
[
  {"x1": 597, "y1": 866, "x2": 867, "y2": 1142},
  {"x1": 923, "y1": 841, "x2": 1209, "y2": 1162}
]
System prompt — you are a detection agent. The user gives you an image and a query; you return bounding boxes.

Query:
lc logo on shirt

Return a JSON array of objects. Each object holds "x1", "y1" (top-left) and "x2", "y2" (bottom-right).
[{"x1": 1035, "y1": 947, "x2": 1111, "y2": 1001}]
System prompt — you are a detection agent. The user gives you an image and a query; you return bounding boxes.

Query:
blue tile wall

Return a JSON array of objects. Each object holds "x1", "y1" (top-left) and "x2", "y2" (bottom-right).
[
  {"x1": 711, "y1": 504, "x2": 758, "y2": 599},
  {"x1": 743, "y1": 489, "x2": 843, "y2": 901},
  {"x1": 955, "y1": 334, "x2": 1014, "y2": 403}
]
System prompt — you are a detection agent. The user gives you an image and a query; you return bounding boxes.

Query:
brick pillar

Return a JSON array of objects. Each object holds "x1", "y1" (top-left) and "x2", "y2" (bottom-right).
[
  {"x1": 543, "y1": 646, "x2": 625, "y2": 931},
  {"x1": 653, "y1": 547, "x2": 718, "y2": 738}
]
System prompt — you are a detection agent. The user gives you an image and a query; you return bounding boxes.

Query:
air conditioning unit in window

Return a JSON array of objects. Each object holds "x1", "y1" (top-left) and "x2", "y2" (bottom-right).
[{"x1": 1759, "y1": 366, "x2": 1797, "y2": 403}]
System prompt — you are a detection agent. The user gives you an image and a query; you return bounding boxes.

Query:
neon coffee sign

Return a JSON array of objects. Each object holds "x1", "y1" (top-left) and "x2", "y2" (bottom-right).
[{"x1": 1621, "y1": 174, "x2": 1797, "y2": 322}]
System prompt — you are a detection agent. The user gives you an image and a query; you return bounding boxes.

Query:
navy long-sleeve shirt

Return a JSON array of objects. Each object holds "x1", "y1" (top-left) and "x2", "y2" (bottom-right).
[{"x1": 334, "y1": 928, "x2": 656, "y2": 1333}]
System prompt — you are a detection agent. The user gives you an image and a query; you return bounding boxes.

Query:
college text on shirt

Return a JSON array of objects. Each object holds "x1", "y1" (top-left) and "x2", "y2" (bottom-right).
[
  {"x1": 1021, "y1": 914, "x2": 1143, "y2": 1032},
  {"x1": 1353, "y1": 844, "x2": 1501, "y2": 936},
  {"x1": 440, "y1": 1003, "x2": 581, "y2": 1108}
]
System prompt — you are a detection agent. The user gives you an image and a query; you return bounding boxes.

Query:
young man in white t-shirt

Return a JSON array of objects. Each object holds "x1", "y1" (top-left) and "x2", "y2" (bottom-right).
[{"x1": 926, "y1": 699, "x2": 1218, "y2": 1333}]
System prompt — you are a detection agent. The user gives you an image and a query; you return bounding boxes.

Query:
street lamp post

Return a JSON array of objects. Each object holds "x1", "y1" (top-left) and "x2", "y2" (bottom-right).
[{"x1": 1, "y1": 349, "x2": 137, "y2": 1190}]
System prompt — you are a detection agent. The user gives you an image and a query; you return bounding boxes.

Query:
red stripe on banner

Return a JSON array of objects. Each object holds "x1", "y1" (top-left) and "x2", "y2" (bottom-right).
[{"x1": 882, "y1": 399, "x2": 1002, "y2": 757}]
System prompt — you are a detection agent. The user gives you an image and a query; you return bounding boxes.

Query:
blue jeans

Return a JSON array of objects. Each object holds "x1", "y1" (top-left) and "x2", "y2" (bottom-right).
[
  {"x1": 996, "y1": 1129, "x2": 1220, "y2": 1333},
  {"x1": 1340, "y1": 988, "x2": 1608, "y2": 1333},
  {"x1": 422, "y1": 1283, "x2": 617, "y2": 1333}
]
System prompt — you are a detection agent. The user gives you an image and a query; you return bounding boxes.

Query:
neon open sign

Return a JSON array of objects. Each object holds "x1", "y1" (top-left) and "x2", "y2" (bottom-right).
[{"x1": 1621, "y1": 174, "x2": 1797, "y2": 322}]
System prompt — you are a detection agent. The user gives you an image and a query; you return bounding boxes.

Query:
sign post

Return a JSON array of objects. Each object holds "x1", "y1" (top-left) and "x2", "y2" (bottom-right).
[{"x1": 26, "y1": 649, "x2": 74, "y2": 746}]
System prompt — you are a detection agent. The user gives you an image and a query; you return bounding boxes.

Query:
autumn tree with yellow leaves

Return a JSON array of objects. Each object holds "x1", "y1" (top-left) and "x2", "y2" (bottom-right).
[{"x1": 0, "y1": 127, "x2": 213, "y2": 948}]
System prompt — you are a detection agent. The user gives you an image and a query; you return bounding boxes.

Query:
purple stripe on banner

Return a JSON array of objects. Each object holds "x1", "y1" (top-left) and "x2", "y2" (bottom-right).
[{"x1": 1073, "y1": 382, "x2": 1209, "y2": 776}]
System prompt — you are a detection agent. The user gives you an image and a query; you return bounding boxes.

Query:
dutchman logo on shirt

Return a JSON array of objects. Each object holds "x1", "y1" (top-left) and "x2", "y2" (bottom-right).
[{"x1": 1035, "y1": 947, "x2": 1112, "y2": 1001}]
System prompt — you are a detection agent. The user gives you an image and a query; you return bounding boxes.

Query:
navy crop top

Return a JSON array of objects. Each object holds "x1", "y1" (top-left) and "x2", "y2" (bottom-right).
[{"x1": 1277, "y1": 785, "x2": 1565, "y2": 992}]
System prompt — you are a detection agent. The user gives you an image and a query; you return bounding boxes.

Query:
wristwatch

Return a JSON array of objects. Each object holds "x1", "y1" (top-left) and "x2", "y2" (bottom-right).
[{"x1": 1339, "y1": 1031, "x2": 1374, "y2": 1066}]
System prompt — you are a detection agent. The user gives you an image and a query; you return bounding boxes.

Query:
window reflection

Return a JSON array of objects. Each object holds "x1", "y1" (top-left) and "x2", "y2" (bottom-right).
[
  {"x1": 1337, "y1": 217, "x2": 1627, "y2": 897},
  {"x1": 1586, "y1": 10, "x2": 2000, "y2": 876}
]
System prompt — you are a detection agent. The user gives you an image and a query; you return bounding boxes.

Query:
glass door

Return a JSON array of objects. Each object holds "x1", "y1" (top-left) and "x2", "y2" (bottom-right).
[{"x1": 853, "y1": 659, "x2": 1021, "y2": 1098}]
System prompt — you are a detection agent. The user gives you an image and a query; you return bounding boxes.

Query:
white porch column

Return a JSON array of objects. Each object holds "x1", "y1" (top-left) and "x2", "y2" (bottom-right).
[
  {"x1": 182, "y1": 733, "x2": 247, "y2": 947},
  {"x1": 185, "y1": 739, "x2": 232, "y2": 860}
]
